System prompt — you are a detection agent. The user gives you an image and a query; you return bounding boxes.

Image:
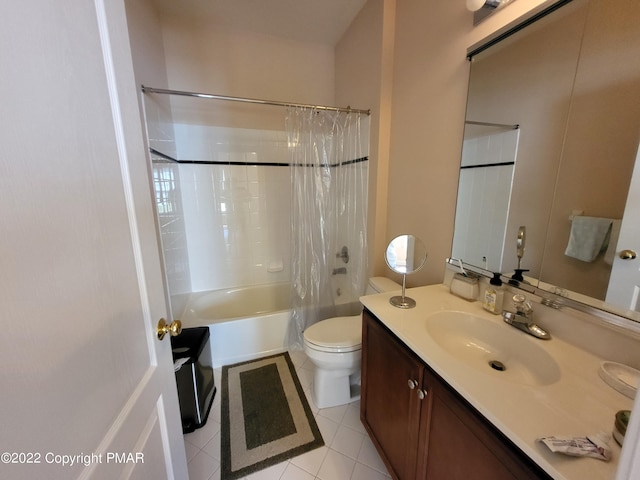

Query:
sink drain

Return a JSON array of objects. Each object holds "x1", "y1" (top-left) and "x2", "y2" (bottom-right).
[{"x1": 489, "y1": 360, "x2": 506, "y2": 371}]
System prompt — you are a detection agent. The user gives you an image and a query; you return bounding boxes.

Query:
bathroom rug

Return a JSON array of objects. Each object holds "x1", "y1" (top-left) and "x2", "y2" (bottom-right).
[{"x1": 220, "y1": 352, "x2": 324, "y2": 480}]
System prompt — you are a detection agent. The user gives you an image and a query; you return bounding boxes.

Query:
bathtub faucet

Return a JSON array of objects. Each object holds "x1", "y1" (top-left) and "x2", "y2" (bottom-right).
[
  {"x1": 332, "y1": 267, "x2": 347, "y2": 275},
  {"x1": 336, "y1": 246, "x2": 349, "y2": 264}
]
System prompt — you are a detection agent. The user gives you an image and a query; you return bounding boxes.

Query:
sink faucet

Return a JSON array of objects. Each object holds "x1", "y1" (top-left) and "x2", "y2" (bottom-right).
[
  {"x1": 513, "y1": 293, "x2": 534, "y2": 319},
  {"x1": 502, "y1": 294, "x2": 551, "y2": 340}
]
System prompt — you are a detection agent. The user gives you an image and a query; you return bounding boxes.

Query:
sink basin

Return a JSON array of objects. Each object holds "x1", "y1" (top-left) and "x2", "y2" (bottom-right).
[{"x1": 425, "y1": 311, "x2": 561, "y2": 386}]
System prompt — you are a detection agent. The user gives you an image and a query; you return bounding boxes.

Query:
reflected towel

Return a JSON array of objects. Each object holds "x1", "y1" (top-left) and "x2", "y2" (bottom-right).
[
  {"x1": 565, "y1": 216, "x2": 614, "y2": 262},
  {"x1": 604, "y1": 219, "x2": 622, "y2": 265}
]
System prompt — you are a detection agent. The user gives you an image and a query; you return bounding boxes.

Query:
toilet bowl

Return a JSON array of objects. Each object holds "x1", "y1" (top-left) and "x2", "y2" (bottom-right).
[{"x1": 303, "y1": 276, "x2": 400, "y2": 408}]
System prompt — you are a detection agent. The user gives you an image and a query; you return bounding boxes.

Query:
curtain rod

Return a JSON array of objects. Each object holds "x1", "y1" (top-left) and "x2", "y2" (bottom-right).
[
  {"x1": 465, "y1": 120, "x2": 519, "y2": 129},
  {"x1": 141, "y1": 85, "x2": 371, "y2": 115}
]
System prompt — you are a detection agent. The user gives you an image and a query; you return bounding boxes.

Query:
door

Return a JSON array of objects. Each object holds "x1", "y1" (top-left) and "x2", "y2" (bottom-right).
[
  {"x1": 606, "y1": 141, "x2": 640, "y2": 312},
  {"x1": 0, "y1": 1, "x2": 187, "y2": 479}
]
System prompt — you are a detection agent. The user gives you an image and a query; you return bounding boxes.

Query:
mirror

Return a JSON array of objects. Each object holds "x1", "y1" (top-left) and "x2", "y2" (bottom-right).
[
  {"x1": 453, "y1": 0, "x2": 640, "y2": 321},
  {"x1": 386, "y1": 235, "x2": 427, "y2": 308}
]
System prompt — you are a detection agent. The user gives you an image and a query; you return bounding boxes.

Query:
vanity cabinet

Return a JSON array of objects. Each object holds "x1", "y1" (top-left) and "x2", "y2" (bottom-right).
[{"x1": 360, "y1": 309, "x2": 551, "y2": 480}]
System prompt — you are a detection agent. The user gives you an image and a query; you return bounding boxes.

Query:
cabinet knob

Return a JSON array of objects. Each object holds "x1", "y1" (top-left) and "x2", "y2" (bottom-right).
[
  {"x1": 408, "y1": 379, "x2": 418, "y2": 389},
  {"x1": 417, "y1": 389, "x2": 428, "y2": 400}
]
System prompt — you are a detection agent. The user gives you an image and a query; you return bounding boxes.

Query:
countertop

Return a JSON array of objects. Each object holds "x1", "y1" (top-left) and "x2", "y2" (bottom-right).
[{"x1": 360, "y1": 284, "x2": 634, "y2": 480}]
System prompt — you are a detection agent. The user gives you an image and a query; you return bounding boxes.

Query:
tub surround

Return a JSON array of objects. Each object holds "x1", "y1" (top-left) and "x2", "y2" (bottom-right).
[{"x1": 360, "y1": 284, "x2": 639, "y2": 479}]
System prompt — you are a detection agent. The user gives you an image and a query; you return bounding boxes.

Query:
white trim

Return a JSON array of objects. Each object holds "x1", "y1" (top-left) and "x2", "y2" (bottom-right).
[
  {"x1": 93, "y1": 0, "x2": 157, "y2": 366},
  {"x1": 156, "y1": 397, "x2": 176, "y2": 480},
  {"x1": 77, "y1": 368, "x2": 155, "y2": 480}
]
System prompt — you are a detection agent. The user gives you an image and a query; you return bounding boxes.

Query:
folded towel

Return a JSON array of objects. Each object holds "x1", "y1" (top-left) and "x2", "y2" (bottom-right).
[
  {"x1": 604, "y1": 219, "x2": 622, "y2": 265},
  {"x1": 565, "y1": 216, "x2": 614, "y2": 262}
]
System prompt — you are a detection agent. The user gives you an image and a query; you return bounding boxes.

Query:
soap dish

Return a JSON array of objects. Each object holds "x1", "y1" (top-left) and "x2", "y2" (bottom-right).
[{"x1": 599, "y1": 361, "x2": 640, "y2": 399}]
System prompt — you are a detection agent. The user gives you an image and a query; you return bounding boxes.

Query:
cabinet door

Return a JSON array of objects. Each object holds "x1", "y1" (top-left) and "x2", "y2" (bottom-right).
[
  {"x1": 361, "y1": 310, "x2": 425, "y2": 480},
  {"x1": 420, "y1": 368, "x2": 548, "y2": 480}
]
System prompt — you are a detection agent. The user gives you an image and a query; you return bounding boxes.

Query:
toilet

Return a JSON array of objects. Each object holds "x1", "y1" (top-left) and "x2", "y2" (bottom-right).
[{"x1": 303, "y1": 276, "x2": 400, "y2": 408}]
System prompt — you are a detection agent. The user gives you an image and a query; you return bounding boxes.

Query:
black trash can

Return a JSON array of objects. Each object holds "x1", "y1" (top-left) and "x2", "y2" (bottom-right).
[{"x1": 171, "y1": 327, "x2": 216, "y2": 433}]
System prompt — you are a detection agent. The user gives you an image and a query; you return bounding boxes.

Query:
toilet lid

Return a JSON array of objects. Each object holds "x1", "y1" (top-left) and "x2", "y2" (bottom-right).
[{"x1": 303, "y1": 315, "x2": 362, "y2": 352}]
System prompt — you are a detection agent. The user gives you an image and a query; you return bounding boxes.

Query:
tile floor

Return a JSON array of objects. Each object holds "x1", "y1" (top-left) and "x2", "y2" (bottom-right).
[{"x1": 184, "y1": 350, "x2": 392, "y2": 480}]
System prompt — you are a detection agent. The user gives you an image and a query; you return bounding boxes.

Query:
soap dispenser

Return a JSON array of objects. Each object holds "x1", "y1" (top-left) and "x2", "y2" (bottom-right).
[{"x1": 483, "y1": 273, "x2": 505, "y2": 314}]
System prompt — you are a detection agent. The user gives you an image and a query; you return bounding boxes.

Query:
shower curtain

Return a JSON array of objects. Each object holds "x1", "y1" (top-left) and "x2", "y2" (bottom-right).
[{"x1": 286, "y1": 107, "x2": 369, "y2": 350}]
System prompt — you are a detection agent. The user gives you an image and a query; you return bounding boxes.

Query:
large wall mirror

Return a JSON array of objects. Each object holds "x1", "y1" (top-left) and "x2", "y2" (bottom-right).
[{"x1": 453, "y1": 0, "x2": 640, "y2": 322}]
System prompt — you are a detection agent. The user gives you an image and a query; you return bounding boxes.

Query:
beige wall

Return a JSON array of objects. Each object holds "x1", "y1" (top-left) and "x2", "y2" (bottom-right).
[
  {"x1": 335, "y1": 0, "x2": 396, "y2": 279},
  {"x1": 384, "y1": 0, "x2": 564, "y2": 286},
  {"x1": 159, "y1": 16, "x2": 335, "y2": 109},
  {"x1": 382, "y1": 0, "x2": 639, "y2": 296},
  {"x1": 385, "y1": 0, "x2": 472, "y2": 286},
  {"x1": 125, "y1": 0, "x2": 168, "y2": 89}
]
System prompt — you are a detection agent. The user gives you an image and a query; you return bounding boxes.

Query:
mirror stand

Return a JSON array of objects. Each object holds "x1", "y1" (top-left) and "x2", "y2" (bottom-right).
[
  {"x1": 385, "y1": 234, "x2": 427, "y2": 309},
  {"x1": 389, "y1": 274, "x2": 416, "y2": 309}
]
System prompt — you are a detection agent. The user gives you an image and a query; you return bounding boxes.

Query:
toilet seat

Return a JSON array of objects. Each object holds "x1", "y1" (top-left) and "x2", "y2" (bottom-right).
[{"x1": 303, "y1": 315, "x2": 362, "y2": 353}]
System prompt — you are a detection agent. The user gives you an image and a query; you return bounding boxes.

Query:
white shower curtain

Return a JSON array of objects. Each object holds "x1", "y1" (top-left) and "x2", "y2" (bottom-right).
[{"x1": 286, "y1": 107, "x2": 370, "y2": 350}]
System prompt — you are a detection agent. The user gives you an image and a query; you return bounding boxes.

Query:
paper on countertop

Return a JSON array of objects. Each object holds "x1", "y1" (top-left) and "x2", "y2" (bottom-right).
[{"x1": 537, "y1": 433, "x2": 612, "y2": 461}]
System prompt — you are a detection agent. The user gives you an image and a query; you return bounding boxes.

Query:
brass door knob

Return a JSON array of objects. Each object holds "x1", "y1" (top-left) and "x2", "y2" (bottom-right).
[
  {"x1": 157, "y1": 318, "x2": 182, "y2": 340},
  {"x1": 620, "y1": 249, "x2": 637, "y2": 260}
]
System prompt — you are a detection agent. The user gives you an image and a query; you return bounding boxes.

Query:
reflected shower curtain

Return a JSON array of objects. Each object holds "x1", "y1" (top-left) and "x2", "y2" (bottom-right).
[{"x1": 286, "y1": 107, "x2": 370, "y2": 350}]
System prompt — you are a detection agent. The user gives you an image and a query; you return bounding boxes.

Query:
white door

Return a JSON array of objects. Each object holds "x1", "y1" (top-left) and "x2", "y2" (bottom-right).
[
  {"x1": 606, "y1": 141, "x2": 640, "y2": 313},
  {"x1": 0, "y1": 1, "x2": 187, "y2": 479}
]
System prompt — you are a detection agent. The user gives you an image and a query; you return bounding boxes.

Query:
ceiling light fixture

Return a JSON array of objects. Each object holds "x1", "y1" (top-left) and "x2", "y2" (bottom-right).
[
  {"x1": 467, "y1": 0, "x2": 487, "y2": 11},
  {"x1": 467, "y1": 0, "x2": 517, "y2": 25},
  {"x1": 466, "y1": 0, "x2": 501, "y2": 12}
]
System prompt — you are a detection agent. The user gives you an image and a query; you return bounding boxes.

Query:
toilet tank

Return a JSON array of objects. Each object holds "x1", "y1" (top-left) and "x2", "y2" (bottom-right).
[{"x1": 366, "y1": 277, "x2": 400, "y2": 294}]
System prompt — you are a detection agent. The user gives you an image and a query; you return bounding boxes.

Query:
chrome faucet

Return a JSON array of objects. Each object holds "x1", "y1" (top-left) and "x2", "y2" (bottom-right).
[{"x1": 502, "y1": 294, "x2": 550, "y2": 340}]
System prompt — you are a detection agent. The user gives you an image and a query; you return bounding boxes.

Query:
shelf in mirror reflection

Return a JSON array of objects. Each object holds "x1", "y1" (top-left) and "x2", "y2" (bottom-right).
[{"x1": 447, "y1": 258, "x2": 640, "y2": 326}]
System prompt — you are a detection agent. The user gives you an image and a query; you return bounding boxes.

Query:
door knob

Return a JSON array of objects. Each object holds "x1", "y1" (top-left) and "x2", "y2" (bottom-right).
[
  {"x1": 417, "y1": 389, "x2": 428, "y2": 400},
  {"x1": 157, "y1": 318, "x2": 182, "y2": 340},
  {"x1": 620, "y1": 249, "x2": 637, "y2": 260},
  {"x1": 408, "y1": 379, "x2": 418, "y2": 389}
]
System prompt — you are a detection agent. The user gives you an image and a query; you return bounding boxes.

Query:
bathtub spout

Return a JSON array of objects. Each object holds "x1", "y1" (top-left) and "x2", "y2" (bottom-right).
[{"x1": 332, "y1": 267, "x2": 347, "y2": 275}]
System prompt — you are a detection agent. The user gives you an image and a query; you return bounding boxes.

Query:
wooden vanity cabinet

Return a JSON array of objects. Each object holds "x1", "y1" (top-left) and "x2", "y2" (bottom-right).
[
  {"x1": 360, "y1": 309, "x2": 551, "y2": 480},
  {"x1": 360, "y1": 307, "x2": 427, "y2": 479}
]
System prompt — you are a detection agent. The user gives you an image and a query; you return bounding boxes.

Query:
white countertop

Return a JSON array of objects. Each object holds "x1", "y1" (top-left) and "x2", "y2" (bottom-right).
[{"x1": 360, "y1": 284, "x2": 634, "y2": 480}]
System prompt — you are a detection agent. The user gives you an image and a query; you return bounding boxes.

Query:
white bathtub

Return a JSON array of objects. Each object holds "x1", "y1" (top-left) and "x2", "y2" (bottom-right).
[{"x1": 180, "y1": 282, "x2": 291, "y2": 367}]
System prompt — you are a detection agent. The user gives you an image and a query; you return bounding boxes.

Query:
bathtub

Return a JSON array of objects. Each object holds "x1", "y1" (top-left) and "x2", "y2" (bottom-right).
[{"x1": 180, "y1": 282, "x2": 291, "y2": 367}]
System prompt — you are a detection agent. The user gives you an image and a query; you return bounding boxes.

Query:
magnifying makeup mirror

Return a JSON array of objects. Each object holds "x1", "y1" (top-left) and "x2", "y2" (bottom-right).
[{"x1": 385, "y1": 234, "x2": 428, "y2": 308}]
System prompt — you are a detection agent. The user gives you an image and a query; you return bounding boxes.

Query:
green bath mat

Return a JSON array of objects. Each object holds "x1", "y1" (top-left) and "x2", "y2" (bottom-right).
[{"x1": 221, "y1": 352, "x2": 324, "y2": 479}]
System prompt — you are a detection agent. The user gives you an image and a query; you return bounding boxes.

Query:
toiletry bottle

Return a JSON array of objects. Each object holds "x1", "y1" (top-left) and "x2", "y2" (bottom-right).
[{"x1": 483, "y1": 273, "x2": 504, "y2": 314}]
